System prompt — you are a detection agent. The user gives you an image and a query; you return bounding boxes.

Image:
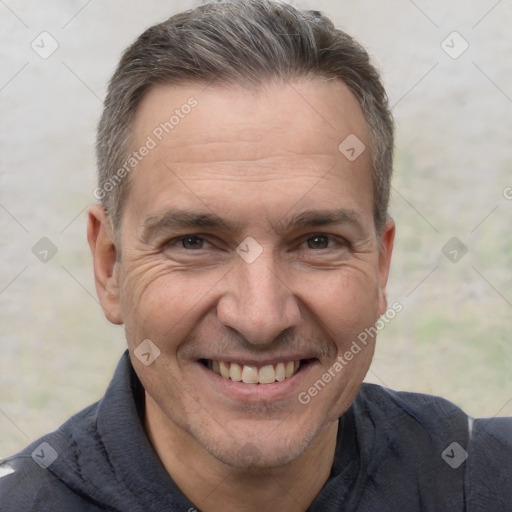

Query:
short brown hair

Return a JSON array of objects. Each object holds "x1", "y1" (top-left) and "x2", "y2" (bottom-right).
[{"x1": 96, "y1": 0, "x2": 394, "y2": 234}]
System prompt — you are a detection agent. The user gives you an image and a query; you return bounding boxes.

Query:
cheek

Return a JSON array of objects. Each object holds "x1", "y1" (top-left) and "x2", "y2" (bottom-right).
[
  {"x1": 309, "y1": 271, "x2": 379, "y2": 414},
  {"x1": 119, "y1": 261, "x2": 223, "y2": 348},
  {"x1": 296, "y1": 265, "x2": 380, "y2": 339}
]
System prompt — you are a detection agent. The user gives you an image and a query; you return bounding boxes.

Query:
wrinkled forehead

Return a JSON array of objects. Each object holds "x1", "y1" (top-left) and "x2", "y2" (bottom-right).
[
  {"x1": 133, "y1": 78, "x2": 368, "y2": 162},
  {"x1": 122, "y1": 79, "x2": 373, "y2": 229}
]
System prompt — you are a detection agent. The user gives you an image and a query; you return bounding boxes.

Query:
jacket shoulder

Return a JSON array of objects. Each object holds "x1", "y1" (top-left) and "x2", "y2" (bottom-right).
[
  {"x1": 0, "y1": 403, "x2": 102, "y2": 512},
  {"x1": 466, "y1": 416, "x2": 512, "y2": 511},
  {"x1": 356, "y1": 382, "x2": 470, "y2": 432}
]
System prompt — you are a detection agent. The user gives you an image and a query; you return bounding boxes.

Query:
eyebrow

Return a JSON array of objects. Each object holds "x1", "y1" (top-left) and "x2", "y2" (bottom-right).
[
  {"x1": 141, "y1": 210, "x2": 233, "y2": 243},
  {"x1": 279, "y1": 208, "x2": 365, "y2": 233},
  {"x1": 140, "y1": 207, "x2": 366, "y2": 243}
]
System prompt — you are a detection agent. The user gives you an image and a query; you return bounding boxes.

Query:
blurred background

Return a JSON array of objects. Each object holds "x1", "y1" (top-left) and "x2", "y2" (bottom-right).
[{"x1": 1, "y1": 0, "x2": 511, "y2": 458}]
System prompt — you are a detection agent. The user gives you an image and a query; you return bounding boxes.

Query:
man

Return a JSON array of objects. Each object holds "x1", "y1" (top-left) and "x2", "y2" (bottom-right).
[{"x1": 1, "y1": 1, "x2": 510, "y2": 510}]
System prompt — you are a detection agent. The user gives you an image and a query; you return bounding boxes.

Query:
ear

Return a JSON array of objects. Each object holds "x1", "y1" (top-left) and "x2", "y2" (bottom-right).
[
  {"x1": 87, "y1": 204, "x2": 123, "y2": 325},
  {"x1": 376, "y1": 217, "x2": 395, "y2": 317}
]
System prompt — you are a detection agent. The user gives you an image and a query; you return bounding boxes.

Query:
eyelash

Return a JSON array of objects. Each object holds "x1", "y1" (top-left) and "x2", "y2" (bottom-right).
[{"x1": 162, "y1": 233, "x2": 348, "y2": 251}]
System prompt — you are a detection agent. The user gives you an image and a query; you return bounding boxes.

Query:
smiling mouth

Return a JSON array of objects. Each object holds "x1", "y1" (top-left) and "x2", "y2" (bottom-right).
[{"x1": 199, "y1": 359, "x2": 314, "y2": 384}]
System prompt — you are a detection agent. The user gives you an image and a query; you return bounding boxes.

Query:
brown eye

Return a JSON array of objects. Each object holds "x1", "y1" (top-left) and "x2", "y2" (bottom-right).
[
  {"x1": 180, "y1": 236, "x2": 205, "y2": 250},
  {"x1": 306, "y1": 235, "x2": 330, "y2": 249}
]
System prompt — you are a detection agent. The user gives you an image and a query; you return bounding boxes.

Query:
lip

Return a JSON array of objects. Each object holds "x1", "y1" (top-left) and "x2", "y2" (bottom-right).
[{"x1": 195, "y1": 358, "x2": 318, "y2": 402}]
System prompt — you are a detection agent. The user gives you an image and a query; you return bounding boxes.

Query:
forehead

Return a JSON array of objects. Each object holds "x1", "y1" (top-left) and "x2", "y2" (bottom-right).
[
  {"x1": 125, "y1": 79, "x2": 372, "y2": 228},
  {"x1": 132, "y1": 78, "x2": 368, "y2": 160}
]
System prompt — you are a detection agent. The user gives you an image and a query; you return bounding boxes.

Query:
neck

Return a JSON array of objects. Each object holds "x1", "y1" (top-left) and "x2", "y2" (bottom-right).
[{"x1": 144, "y1": 395, "x2": 339, "y2": 512}]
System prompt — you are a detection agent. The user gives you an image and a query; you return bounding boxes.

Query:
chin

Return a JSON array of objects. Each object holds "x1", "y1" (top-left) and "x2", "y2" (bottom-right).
[{"x1": 196, "y1": 421, "x2": 318, "y2": 470}]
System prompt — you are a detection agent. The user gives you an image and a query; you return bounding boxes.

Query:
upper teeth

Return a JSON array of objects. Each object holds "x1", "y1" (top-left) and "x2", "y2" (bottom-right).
[{"x1": 210, "y1": 360, "x2": 301, "y2": 384}]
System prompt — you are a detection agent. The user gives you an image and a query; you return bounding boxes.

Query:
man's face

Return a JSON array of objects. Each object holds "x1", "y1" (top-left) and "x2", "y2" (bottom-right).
[{"x1": 95, "y1": 79, "x2": 394, "y2": 468}]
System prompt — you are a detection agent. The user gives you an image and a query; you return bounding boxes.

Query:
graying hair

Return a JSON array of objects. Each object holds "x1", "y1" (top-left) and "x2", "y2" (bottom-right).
[{"x1": 96, "y1": 0, "x2": 394, "y2": 235}]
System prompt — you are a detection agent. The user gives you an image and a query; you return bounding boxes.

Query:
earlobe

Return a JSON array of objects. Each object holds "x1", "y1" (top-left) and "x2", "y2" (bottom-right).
[
  {"x1": 377, "y1": 217, "x2": 395, "y2": 316},
  {"x1": 87, "y1": 204, "x2": 123, "y2": 325}
]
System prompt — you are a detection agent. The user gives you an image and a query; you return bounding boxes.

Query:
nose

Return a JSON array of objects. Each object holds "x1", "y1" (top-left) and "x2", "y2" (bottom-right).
[{"x1": 216, "y1": 254, "x2": 302, "y2": 345}]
